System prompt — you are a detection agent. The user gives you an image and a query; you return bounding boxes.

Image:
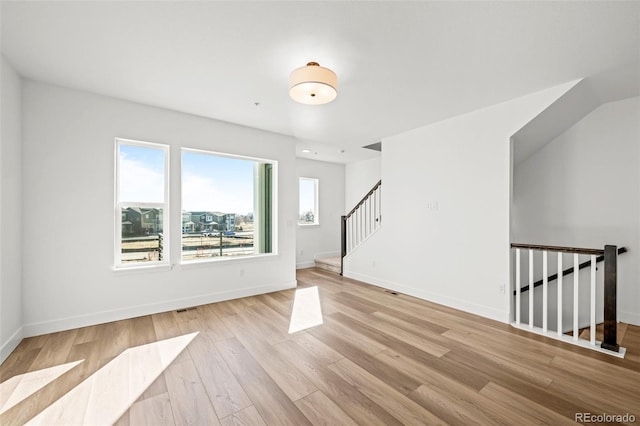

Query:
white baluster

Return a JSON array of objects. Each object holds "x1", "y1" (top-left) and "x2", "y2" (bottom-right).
[
  {"x1": 356, "y1": 209, "x2": 360, "y2": 246},
  {"x1": 353, "y1": 213, "x2": 356, "y2": 248},
  {"x1": 529, "y1": 249, "x2": 534, "y2": 328},
  {"x1": 378, "y1": 186, "x2": 382, "y2": 225},
  {"x1": 346, "y1": 218, "x2": 349, "y2": 253},
  {"x1": 370, "y1": 197, "x2": 373, "y2": 235},
  {"x1": 543, "y1": 251, "x2": 548, "y2": 332},
  {"x1": 359, "y1": 207, "x2": 362, "y2": 245},
  {"x1": 365, "y1": 199, "x2": 368, "y2": 237},
  {"x1": 516, "y1": 249, "x2": 521, "y2": 325},
  {"x1": 351, "y1": 214, "x2": 355, "y2": 250},
  {"x1": 590, "y1": 254, "x2": 596, "y2": 345},
  {"x1": 350, "y1": 217, "x2": 354, "y2": 252},
  {"x1": 361, "y1": 205, "x2": 364, "y2": 241},
  {"x1": 376, "y1": 189, "x2": 380, "y2": 229},
  {"x1": 371, "y1": 194, "x2": 375, "y2": 233},
  {"x1": 557, "y1": 252, "x2": 563, "y2": 336},
  {"x1": 364, "y1": 200, "x2": 367, "y2": 238},
  {"x1": 573, "y1": 253, "x2": 579, "y2": 341},
  {"x1": 372, "y1": 191, "x2": 376, "y2": 231},
  {"x1": 367, "y1": 198, "x2": 373, "y2": 236}
]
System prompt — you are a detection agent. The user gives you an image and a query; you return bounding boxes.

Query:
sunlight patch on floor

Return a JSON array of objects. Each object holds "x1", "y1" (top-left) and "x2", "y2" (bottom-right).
[
  {"x1": 288, "y1": 286, "x2": 324, "y2": 334},
  {"x1": 0, "y1": 360, "x2": 84, "y2": 415},
  {"x1": 25, "y1": 332, "x2": 198, "y2": 425}
]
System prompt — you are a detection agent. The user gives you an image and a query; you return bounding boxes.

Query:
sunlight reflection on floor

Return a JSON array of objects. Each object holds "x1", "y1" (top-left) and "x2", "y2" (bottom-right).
[
  {"x1": 0, "y1": 360, "x2": 84, "y2": 415},
  {"x1": 288, "y1": 286, "x2": 324, "y2": 334},
  {"x1": 25, "y1": 332, "x2": 198, "y2": 425}
]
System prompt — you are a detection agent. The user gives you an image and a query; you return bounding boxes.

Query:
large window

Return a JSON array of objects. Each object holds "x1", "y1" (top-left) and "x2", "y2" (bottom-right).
[
  {"x1": 299, "y1": 177, "x2": 319, "y2": 225},
  {"x1": 181, "y1": 149, "x2": 274, "y2": 262},
  {"x1": 115, "y1": 138, "x2": 169, "y2": 267}
]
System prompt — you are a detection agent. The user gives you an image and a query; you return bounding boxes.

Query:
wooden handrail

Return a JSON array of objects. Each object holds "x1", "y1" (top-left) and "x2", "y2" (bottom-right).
[
  {"x1": 345, "y1": 180, "x2": 382, "y2": 219},
  {"x1": 510, "y1": 243, "x2": 604, "y2": 256},
  {"x1": 513, "y1": 246, "x2": 627, "y2": 294}
]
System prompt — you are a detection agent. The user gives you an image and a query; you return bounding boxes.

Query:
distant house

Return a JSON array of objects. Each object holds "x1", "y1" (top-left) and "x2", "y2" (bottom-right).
[
  {"x1": 182, "y1": 212, "x2": 196, "y2": 233},
  {"x1": 122, "y1": 207, "x2": 162, "y2": 236},
  {"x1": 183, "y1": 211, "x2": 236, "y2": 232},
  {"x1": 188, "y1": 211, "x2": 218, "y2": 232},
  {"x1": 212, "y1": 212, "x2": 236, "y2": 232}
]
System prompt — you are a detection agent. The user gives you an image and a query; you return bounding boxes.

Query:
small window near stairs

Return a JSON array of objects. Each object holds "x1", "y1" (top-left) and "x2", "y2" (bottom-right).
[{"x1": 299, "y1": 177, "x2": 319, "y2": 225}]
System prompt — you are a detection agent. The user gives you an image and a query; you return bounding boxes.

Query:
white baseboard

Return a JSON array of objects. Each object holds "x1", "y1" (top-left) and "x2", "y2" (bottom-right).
[
  {"x1": 619, "y1": 311, "x2": 640, "y2": 326},
  {"x1": 22, "y1": 280, "x2": 297, "y2": 338},
  {"x1": 1, "y1": 326, "x2": 24, "y2": 364},
  {"x1": 343, "y1": 270, "x2": 509, "y2": 324},
  {"x1": 296, "y1": 261, "x2": 316, "y2": 269}
]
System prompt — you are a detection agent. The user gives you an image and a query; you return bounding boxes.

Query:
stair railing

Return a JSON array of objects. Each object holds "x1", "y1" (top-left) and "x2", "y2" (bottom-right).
[
  {"x1": 511, "y1": 243, "x2": 624, "y2": 357},
  {"x1": 341, "y1": 180, "x2": 382, "y2": 275},
  {"x1": 514, "y1": 247, "x2": 627, "y2": 294}
]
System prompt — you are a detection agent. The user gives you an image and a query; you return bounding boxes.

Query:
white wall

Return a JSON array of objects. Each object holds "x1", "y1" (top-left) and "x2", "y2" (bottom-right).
[
  {"x1": 296, "y1": 158, "x2": 345, "y2": 268},
  {"x1": 345, "y1": 156, "x2": 381, "y2": 210},
  {"x1": 344, "y1": 81, "x2": 578, "y2": 322},
  {"x1": 0, "y1": 56, "x2": 23, "y2": 362},
  {"x1": 513, "y1": 97, "x2": 640, "y2": 326},
  {"x1": 21, "y1": 81, "x2": 299, "y2": 336}
]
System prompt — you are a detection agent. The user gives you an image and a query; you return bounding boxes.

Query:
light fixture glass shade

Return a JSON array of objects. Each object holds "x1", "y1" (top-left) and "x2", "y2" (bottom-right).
[{"x1": 289, "y1": 62, "x2": 337, "y2": 105}]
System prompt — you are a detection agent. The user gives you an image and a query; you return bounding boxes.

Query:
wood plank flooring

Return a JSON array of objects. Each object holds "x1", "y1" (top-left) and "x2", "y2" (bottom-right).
[{"x1": 1, "y1": 268, "x2": 639, "y2": 425}]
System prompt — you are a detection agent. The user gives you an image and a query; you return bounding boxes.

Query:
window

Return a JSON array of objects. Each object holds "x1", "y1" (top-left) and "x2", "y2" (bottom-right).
[
  {"x1": 115, "y1": 138, "x2": 169, "y2": 268},
  {"x1": 299, "y1": 177, "x2": 319, "y2": 225},
  {"x1": 181, "y1": 149, "x2": 275, "y2": 262}
]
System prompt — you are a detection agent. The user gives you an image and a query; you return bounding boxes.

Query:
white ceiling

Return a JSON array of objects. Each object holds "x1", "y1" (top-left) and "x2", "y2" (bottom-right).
[{"x1": 1, "y1": 1, "x2": 638, "y2": 163}]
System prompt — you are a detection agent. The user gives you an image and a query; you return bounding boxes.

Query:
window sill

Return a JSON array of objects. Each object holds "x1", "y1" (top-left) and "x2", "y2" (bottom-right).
[
  {"x1": 298, "y1": 223, "x2": 320, "y2": 228},
  {"x1": 179, "y1": 252, "x2": 278, "y2": 269},
  {"x1": 112, "y1": 263, "x2": 173, "y2": 274}
]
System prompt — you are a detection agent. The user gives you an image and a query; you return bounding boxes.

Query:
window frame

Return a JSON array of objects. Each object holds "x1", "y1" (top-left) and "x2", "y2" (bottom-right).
[
  {"x1": 180, "y1": 147, "x2": 278, "y2": 264},
  {"x1": 114, "y1": 137, "x2": 170, "y2": 269},
  {"x1": 298, "y1": 177, "x2": 319, "y2": 226}
]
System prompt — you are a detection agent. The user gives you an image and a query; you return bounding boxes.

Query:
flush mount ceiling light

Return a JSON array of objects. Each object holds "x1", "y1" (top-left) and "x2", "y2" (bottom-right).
[{"x1": 289, "y1": 62, "x2": 337, "y2": 105}]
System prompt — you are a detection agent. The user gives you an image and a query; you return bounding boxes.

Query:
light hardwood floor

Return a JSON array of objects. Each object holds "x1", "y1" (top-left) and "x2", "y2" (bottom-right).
[{"x1": 1, "y1": 268, "x2": 639, "y2": 425}]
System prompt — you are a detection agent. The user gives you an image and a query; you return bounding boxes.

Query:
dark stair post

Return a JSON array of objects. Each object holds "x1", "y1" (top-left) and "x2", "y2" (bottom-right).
[
  {"x1": 601, "y1": 244, "x2": 619, "y2": 352},
  {"x1": 340, "y1": 215, "x2": 347, "y2": 276}
]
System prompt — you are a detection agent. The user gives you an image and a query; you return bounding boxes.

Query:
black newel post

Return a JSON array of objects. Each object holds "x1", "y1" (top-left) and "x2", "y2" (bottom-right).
[
  {"x1": 601, "y1": 245, "x2": 619, "y2": 352},
  {"x1": 340, "y1": 215, "x2": 347, "y2": 276}
]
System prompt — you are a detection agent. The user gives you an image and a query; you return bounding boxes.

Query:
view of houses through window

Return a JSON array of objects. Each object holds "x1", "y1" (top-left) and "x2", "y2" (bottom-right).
[
  {"x1": 116, "y1": 140, "x2": 274, "y2": 267},
  {"x1": 181, "y1": 149, "x2": 273, "y2": 261},
  {"x1": 116, "y1": 139, "x2": 168, "y2": 266}
]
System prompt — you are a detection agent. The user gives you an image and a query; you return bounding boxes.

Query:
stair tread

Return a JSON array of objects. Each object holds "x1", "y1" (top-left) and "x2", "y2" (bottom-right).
[
  {"x1": 315, "y1": 256, "x2": 341, "y2": 267},
  {"x1": 314, "y1": 256, "x2": 341, "y2": 275}
]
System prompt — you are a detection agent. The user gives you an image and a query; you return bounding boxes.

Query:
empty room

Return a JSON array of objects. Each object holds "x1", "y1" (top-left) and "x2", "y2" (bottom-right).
[{"x1": 1, "y1": 1, "x2": 639, "y2": 425}]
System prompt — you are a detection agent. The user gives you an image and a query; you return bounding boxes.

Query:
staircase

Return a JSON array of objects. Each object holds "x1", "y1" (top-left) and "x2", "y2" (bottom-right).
[{"x1": 341, "y1": 180, "x2": 382, "y2": 275}]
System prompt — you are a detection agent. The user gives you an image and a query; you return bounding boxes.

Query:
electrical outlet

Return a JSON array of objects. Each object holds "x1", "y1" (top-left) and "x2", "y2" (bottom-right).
[
  {"x1": 300, "y1": 250, "x2": 304, "y2": 256},
  {"x1": 498, "y1": 284, "x2": 505, "y2": 294}
]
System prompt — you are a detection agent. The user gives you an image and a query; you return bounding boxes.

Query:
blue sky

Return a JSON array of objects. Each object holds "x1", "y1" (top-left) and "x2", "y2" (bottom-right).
[
  {"x1": 119, "y1": 144, "x2": 256, "y2": 214},
  {"x1": 182, "y1": 151, "x2": 254, "y2": 214},
  {"x1": 119, "y1": 144, "x2": 165, "y2": 203},
  {"x1": 299, "y1": 178, "x2": 317, "y2": 215}
]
